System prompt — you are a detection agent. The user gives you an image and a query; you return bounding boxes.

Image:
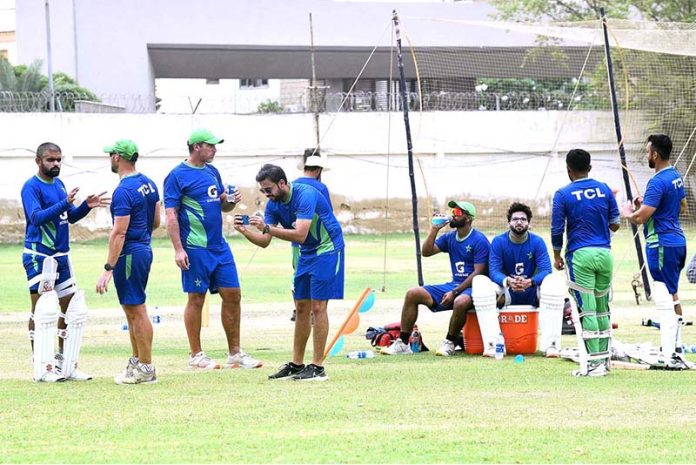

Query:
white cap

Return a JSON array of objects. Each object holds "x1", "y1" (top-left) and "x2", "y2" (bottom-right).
[{"x1": 298, "y1": 155, "x2": 330, "y2": 171}]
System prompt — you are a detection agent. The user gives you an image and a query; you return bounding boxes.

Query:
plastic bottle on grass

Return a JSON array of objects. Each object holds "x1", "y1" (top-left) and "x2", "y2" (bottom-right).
[
  {"x1": 495, "y1": 332, "x2": 505, "y2": 360},
  {"x1": 346, "y1": 350, "x2": 375, "y2": 359},
  {"x1": 410, "y1": 328, "x2": 421, "y2": 353}
]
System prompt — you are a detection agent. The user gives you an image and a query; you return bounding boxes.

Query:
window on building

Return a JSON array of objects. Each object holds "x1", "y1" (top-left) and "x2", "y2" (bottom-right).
[{"x1": 240, "y1": 78, "x2": 269, "y2": 89}]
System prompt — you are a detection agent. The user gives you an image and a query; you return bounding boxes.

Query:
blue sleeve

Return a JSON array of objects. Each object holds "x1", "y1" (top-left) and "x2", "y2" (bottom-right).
[
  {"x1": 435, "y1": 233, "x2": 448, "y2": 253},
  {"x1": 295, "y1": 188, "x2": 317, "y2": 221},
  {"x1": 21, "y1": 183, "x2": 69, "y2": 226},
  {"x1": 163, "y1": 172, "x2": 182, "y2": 209},
  {"x1": 531, "y1": 237, "x2": 552, "y2": 286},
  {"x1": 607, "y1": 185, "x2": 620, "y2": 225},
  {"x1": 67, "y1": 201, "x2": 91, "y2": 223},
  {"x1": 642, "y1": 177, "x2": 662, "y2": 209},
  {"x1": 473, "y1": 234, "x2": 490, "y2": 265},
  {"x1": 551, "y1": 190, "x2": 565, "y2": 251},
  {"x1": 488, "y1": 237, "x2": 507, "y2": 286},
  {"x1": 112, "y1": 187, "x2": 132, "y2": 217},
  {"x1": 264, "y1": 203, "x2": 279, "y2": 226}
]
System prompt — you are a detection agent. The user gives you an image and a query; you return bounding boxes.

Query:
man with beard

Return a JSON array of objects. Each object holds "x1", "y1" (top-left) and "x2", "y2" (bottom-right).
[
  {"x1": 551, "y1": 149, "x2": 620, "y2": 377},
  {"x1": 623, "y1": 134, "x2": 689, "y2": 368},
  {"x1": 382, "y1": 200, "x2": 490, "y2": 357},
  {"x1": 236, "y1": 164, "x2": 344, "y2": 381},
  {"x1": 96, "y1": 139, "x2": 160, "y2": 384},
  {"x1": 21, "y1": 142, "x2": 109, "y2": 382},
  {"x1": 471, "y1": 202, "x2": 563, "y2": 358},
  {"x1": 164, "y1": 129, "x2": 262, "y2": 371}
]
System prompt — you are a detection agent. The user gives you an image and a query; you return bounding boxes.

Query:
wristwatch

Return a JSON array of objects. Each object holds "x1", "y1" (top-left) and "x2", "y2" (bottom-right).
[
  {"x1": 262, "y1": 225, "x2": 271, "y2": 235},
  {"x1": 104, "y1": 263, "x2": 115, "y2": 271}
]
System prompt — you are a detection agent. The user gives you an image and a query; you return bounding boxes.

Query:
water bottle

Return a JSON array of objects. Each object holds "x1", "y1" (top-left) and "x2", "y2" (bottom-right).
[
  {"x1": 225, "y1": 183, "x2": 236, "y2": 196},
  {"x1": 410, "y1": 328, "x2": 421, "y2": 353},
  {"x1": 495, "y1": 332, "x2": 505, "y2": 360},
  {"x1": 151, "y1": 307, "x2": 160, "y2": 324},
  {"x1": 431, "y1": 216, "x2": 451, "y2": 226},
  {"x1": 346, "y1": 350, "x2": 374, "y2": 359}
]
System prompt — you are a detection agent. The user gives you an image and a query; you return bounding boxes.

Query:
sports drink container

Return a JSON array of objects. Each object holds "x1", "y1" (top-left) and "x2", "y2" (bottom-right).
[
  {"x1": 431, "y1": 216, "x2": 450, "y2": 226},
  {"x1": 495, "y1": 333, "x2": 505, "y2": 360},
  {"x1": 226, "y1": 184, "x2": 236, "y2": 196},
  {"x1": 346, "y1": 350, "x2": 375, "y2": 359},
  {"x1": 410, "y1": 328, "x2": 421, "y2": 353}
]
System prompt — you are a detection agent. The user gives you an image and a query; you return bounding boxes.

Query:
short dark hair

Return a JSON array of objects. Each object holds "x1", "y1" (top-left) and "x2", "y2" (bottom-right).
[
  {"x1": 256, "y1": 164, "x2": 287, "y2": 184},
  {"x1": 36, "y1": 142, "x2": 61, "y2": 159},
  {"x1": 648, "y1": 134, "x2": 672, "y2": 160},
  {"x1": 566, "y1": 149, "x2": 591, "y2": 173},
  {"x1": 507, "y1": 202, "x2": 533, "y2": 222}
]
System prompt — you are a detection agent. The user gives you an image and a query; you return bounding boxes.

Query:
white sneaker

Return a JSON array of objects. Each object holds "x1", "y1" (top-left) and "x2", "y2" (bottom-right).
[
  {"x1": 381, "y1": 338, "x2": 413, "y2": 355},
  {"x1": 226, "y1": 350, "x2": 263, "y2": 369},
  {"x1": 482, "y1": 342, "x2": 495, "y2": 358},
  {"x1": 114, "y1": 357, "x2": 139, "y2": 384},
  {"x1": 435, "y1": 339, "x2": 455, "y2": 357},
  {"x1": 118, "y1": 363, "x2": 157, "y2": 385},
  {"x1": 545, "y1": 344, "x2": 561, "y2": 358},
  {"x1": 54, "y1": 353, "x2": 92, "y2": 381},
  {"x1": 34, "y1": 370, "x2": 65, "y2": 383},
  {"x1": 573, "y1": 363, "x2": 608, "y2": 377},
  {"x1": 188, "y1": 351, "x2": 221, "y2": 370}
]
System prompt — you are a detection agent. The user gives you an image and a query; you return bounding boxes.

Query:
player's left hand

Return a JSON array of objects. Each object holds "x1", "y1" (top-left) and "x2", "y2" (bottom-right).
[
  {"x1": 441, "y1": 291, "x2": 455, "y2": 307},
  {"x1": 554, "y1": 256, "x2": 565, "y2": 271},
  {"x1": 249, "y1": 215, "x2": 265, "y2": 232},
  {"x1": 96, "y1": 270, "x2": 112, "y2": 294},
  {"x1": 86, "y1": 191, "x2": 110, "y2": 208},
  {"x1": 620, "y1": 200, "x2": 635, "y2": 218}
]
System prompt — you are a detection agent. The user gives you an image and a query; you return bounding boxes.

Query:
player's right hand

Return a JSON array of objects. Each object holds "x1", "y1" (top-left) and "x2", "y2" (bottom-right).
[
  {"x1": 554, "y1": 256, "x2": 565, "y2": 271},
  {"x1": 175, "y1": 249, "x2": 189, "y2": 270},
  {"x1": 67, "y1": 187, "x2": 80, "y2": 204}
]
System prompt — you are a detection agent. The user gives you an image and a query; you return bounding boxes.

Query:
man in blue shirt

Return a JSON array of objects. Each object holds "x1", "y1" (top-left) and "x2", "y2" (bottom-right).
[
  {"x1": 551, "y1": 149, "x2": 620, "y2": 377},
  {"x1": 624, "y1": 134, "x2": 689, "y2": 367},
  {"x1": 472, "y1": 202, "x2": 563, "y2": 357},
  {"x1": 21, "y1": 142, "x2": 109, "y2": 382},
  {"x1": 382, "y1": 201, "x2": 490, "y2": 357},
  {"x1": 164, "y1": 129, "x2": 261, "y2": 371},
  {"x1": 289, "y1": 148, "x2": 332, "y2": 322},
  {"x1": 236, "y1": 164, "x2": 344, "y2": 381},
  {"x1": 96, "y1": 139, "x2": 160, "y2": 384}
]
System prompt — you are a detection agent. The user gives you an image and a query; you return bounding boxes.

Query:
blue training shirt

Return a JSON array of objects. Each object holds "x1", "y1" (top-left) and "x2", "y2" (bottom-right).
[
  {"x1": 111, "y1": 172, "x2": 160, "y2": 252},
  {"x1": 642, "y1": 166, "x2": 686, "y2": 247},
  {"x1": 21, "y1": 175, "x2": 91, "y2": 254},
  {"x1": 265, "y1": 182, "x2": 344, "y2": 256},
  {"x1": 291, "y1": 177, "x2": 332, "y2": 249},
  {"x1": 489, "y1": 231, "x2": 551, "y2": 287},
  {"x1": 163, "y1": 161, "x2": 227, "y2": 252},
  {"x1": 434, "y1": 229, "x2": 490, "y2": 283},
  {"x1": 551, "y1": 178, "x2": 620, "y2": 255}
]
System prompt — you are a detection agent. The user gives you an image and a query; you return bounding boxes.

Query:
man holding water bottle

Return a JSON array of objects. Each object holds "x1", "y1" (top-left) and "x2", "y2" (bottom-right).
[{"x1": 163, "y1": 129, "x2": 262, "y2": 370}]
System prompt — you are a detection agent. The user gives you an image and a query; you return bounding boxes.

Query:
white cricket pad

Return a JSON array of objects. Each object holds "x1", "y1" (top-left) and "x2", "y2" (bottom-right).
[
  {"x1": 59, "y1": 289, "x2": 88, "y2": 379},
  {"x1": 653, "y1": 281, "x2": 678, "y2": 357},
  {"x1": 538, "y1": 274, "x2": 565, "y2": 355},
  {"x1": 472, "y1": 275, "x2": 502, "y2": 356},
  {"x1": 33, "y1": 291, "x2": 60, "y2": 381}
]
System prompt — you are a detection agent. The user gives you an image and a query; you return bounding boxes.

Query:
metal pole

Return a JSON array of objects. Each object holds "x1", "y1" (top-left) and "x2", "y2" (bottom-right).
[
  {"x1": 44, "y1": 0, "x2": 55, "y2": 112},
  {"x1": 72, "y1": 0, "x2": 79, "y2": 82},
  {"x1": 309, "y1": 13, "x2": 320, "y2": 151},
  {"x1": 600, "y1": 7, "x2": 651, "y2": 299},
  {"x1": 393, "y1": 10, "x2": 424, "y2": 286}
]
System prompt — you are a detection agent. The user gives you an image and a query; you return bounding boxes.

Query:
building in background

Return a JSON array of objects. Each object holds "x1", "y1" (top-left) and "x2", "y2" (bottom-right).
[{"x1": 0, "y1": 0, "x2": 15, "y2": 62}]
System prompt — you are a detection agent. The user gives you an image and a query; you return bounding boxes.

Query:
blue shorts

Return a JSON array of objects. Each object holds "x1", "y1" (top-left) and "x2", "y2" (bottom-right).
[
  {"x1": 114, "y1": 247, "x2": 153, "y2": 306},
  {"x1": 647, "y1": 245, "x2": 686, "y2": 295},
  {"x1": 423, "y1": 282, "x2": 472, "y2": 312},
  {"x1": 182, "y1": 246, "x2": 239, "y2": 294},
  {"x1": 294, "y1": 249, "x2": 344, "y2": 301},
  {"x1": 23, "y1": 252, "x2": 75, "y2": 295}
]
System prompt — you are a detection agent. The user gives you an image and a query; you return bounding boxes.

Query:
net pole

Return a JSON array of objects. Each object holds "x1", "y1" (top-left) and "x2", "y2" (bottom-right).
[
  {"x1": 600, "y1": 8, "x2": 652, "y2": 299},
  {"x1": 392, "y1": 10, "x2": 424, "y2": 286}
]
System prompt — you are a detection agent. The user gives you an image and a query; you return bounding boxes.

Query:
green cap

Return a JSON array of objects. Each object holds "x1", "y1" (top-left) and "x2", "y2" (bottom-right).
[
  {"x1": 447, "y1": 200, "x2": 476, "y2": 218},
  {"x1": 103, "y1": 139, "x2": 139, "y2": 161},
  {"x1": 188, "y1": 128, "x2": 224, "y2": 145}
]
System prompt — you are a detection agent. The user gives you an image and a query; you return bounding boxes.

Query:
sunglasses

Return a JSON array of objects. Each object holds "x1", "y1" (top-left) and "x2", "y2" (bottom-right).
[
  {"x1": 259, "y1": 183, "x2": 277, "y2": 195},
  {"x1": 451, "y1": 207, "x2": 464, "y2": 217}
]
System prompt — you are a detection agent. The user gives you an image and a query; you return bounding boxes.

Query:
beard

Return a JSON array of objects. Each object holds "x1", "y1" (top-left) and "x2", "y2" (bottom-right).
[
  {"x1": 42, "y1": 166, "x2": 60, "y2": 178},
  {"x1": 509, "y1": 224, "x2": 529, "y2": 236},
  {"x1": 449, "y1": 218, "x2": 468, "y2": 228},
  {"x1": 648, "y1": 158, "x2": 655, "y2": 169}
]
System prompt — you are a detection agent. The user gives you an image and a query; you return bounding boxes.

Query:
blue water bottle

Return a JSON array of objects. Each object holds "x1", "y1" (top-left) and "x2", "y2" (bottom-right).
[
  {"x1": 346, "y1": 350, "x2": 375, "y2": 359},
  {"x1": 410, "y1": 328, "x2": 421, "y2": 353},
  {"x1": 495, "y1": 332, "x2": 505, "y2": 360}
]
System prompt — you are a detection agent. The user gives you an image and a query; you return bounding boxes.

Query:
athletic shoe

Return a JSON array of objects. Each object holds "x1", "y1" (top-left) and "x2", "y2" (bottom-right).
[
  {"x1": 292, "y1": 364, "x2": 328, "y2": 382},
  {"x1": 545, "y1": 343, "x2": 560, "y2": 358},
  {"x1": 55, "y1": 353, "x2": 92, "y2": 381},
  {"x1": 226, "y1": 350, "x2": 263, "y2": 369},
  {"x1": 34, "y1": 370, "x2": 65, "y2": 383},
  {"x1": 114, "y1": 356, "x2": 139, "y2": 384},
  {"x1": 665, "y1": 353, "x2": 695, "y2": 370},
  {"x1": 435, "y1": 339, "x2": 455, "y2": 357},
  {"x1": 188, "y1": 351, "x2": 221, "y2": 370},
  {"x1": 117, "y1": 363, "x2": 158, "y2": 385},
  {"x1": 381, "y1": 338, "x2": 412, "y2": 355},
  {"x1": 482, "y1": 342, "x2": 496, "y2": 358},
  {"x1": 573, "y1": 363, "x2": 608, "y2": 377},
  {"x1": 268, "y1": 362, "x2": 305, "y2": 380}
]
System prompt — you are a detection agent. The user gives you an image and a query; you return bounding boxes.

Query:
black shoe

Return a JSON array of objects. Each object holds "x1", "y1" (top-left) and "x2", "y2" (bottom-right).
[
  {"x1": 268, "y1": 362, "x2": 304, "y2": 380},
  {"x1": 292, "y1": 363, "x2": 328, "y2": 382},
  {"x1": 290, "y1": 309, "x2": 297, "y2": 322}
]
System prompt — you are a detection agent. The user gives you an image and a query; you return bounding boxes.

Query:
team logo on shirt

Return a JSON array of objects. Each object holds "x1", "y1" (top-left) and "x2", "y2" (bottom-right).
[
  {"x1": 59, "y1": 211, "x2": 68, "y2": 225},
  {"x1": 672, "y1": 178, "x2": 684, "y2": 189},
  {"x1": 515, "y1": 262, "x2": 524, "y2": 276},
  {"x1": 570, "y1": 188, "x2": 606, "y2": 201},
  {"x1": 455, "y1": 262, "x2": 466, "y2": 274},
  {"x1": 207, "y1": 185, "x2": 218, "y2": 198}
]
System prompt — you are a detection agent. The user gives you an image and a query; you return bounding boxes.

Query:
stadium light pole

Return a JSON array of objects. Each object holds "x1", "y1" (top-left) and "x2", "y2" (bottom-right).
[
  {"x1": 600, "y1": 7, "x2": 651, "y2": 300},
  {"x1": 44, "y1": 0, "x2": 55, "y2": 112},
  {"x1": 392, "y1": 10, "x2": 424, "y2": 286}
]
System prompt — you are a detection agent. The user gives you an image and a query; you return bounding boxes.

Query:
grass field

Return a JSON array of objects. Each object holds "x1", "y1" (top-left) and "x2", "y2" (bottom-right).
[{"x1": 1, "y1": 232, "x2": 696, "y2": 463}]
